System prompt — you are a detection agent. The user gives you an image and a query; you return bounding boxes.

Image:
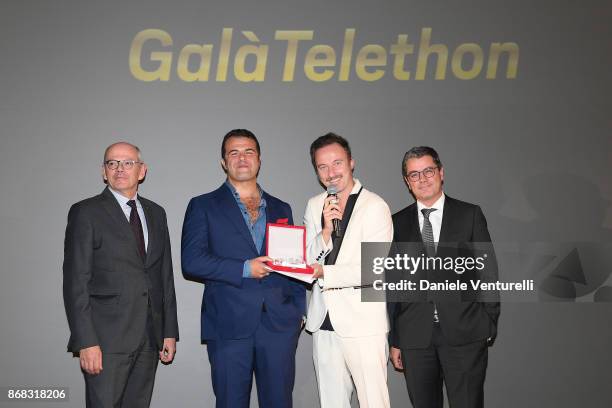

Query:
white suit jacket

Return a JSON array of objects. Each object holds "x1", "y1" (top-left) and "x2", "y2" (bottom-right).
[{"x1": 304, "y1": 179, "x2": 393, "y2": 337}]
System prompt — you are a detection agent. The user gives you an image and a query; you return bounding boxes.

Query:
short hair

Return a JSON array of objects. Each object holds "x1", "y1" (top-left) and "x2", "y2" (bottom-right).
[
  {"x1": 402, "y1": 146, "x2": 443, "y2": 177},
  {"x1": 103, "y1": 142, "x2": 142, "y2": 162},
  {"x1": 221, "y1": 129, "x2": 260, "y2": 158},
  {"x1": 309, "y1": 132, "x2": 352, "y2": 169}
]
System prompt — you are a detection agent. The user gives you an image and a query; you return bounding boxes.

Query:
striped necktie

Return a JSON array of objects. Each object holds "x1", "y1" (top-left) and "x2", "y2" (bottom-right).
[
  {"x1": 421, "y1": 208, "x2": 439, "y2": 322},
  {"x1": 421, "y1": 208, "x2": 437, "y2": 257}
]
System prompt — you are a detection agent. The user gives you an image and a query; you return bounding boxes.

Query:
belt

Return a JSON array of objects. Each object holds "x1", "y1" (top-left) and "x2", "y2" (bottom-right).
[{"x1": 323, "y1": 284, "x2": 373, "y2": 292}]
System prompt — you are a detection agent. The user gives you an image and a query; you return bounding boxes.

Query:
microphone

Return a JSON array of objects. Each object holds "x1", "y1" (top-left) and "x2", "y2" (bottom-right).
[{"x1": 326, "y1": 185, "x2": 343, "y2": 237}]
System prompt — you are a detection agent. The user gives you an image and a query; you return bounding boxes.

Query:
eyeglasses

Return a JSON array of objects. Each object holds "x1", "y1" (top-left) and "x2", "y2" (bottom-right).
[
  {"x1": 406, "y1": 166, "x2": 438, "y2": 182},
  {"x1": 104, "y1": 160, "x2": 143, "y2": 170}
]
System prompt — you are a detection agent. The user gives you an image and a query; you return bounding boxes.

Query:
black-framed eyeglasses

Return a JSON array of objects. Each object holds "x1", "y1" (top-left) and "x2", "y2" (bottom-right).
[
  {"x1": 406, "y1": 166, "x2": 438, "y2": 182},
  {"x1": 104, "y1": 160, "x2": 143, "y2": 170}
]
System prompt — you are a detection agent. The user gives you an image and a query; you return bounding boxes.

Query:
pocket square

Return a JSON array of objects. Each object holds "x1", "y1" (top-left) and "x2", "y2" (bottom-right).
[{"x1": 276, "y1": 218, "x2": 289, "y2": 224}]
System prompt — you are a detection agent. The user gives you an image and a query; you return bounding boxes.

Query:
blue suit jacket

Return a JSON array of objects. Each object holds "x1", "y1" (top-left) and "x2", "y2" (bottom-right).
[{"x1": 181, "y1": 184, "x2": 306, "y2": 341}]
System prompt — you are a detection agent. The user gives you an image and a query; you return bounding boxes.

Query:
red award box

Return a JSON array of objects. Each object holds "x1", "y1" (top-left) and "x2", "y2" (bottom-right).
[{"x1": 265, "y1": 222, "x2": 314, "y2": 281}]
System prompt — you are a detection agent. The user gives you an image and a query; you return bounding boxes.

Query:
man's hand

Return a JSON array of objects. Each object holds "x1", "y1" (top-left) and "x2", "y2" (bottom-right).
[
  {"x1": 80, "y1": 345, "x2": 103, "y2": 375},
  {"x1": 310, "y1": 263, "x2": 324, "y2": 279},
  {"x1": 390, "y1": 346, "x2": 403, "y2": 370},
  {"x1": 159, "y1": 338, "x2": 176, "y2": 364},
  {"x1": 321, "y1": 196, "x2": 343, "y2": 243},
  {"x1": 250, "y1": 256, "x2": 273, "y2": 279}
]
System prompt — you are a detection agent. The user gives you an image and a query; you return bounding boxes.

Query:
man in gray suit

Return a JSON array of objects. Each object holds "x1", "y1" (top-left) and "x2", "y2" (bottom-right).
[{"x1": 63, "y1": 142, "x2": 179, "y2": 408}]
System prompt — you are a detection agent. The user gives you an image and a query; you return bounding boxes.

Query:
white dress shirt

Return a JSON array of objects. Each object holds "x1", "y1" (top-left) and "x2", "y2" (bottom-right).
[{"x1": 109, "y1": 187, "x2": 149, "y2": 251}]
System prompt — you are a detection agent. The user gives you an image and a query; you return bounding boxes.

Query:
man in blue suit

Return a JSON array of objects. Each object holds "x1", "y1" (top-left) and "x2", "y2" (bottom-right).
[{"x1": 181, "y1": 129, "x2": 306, "y2": 408}]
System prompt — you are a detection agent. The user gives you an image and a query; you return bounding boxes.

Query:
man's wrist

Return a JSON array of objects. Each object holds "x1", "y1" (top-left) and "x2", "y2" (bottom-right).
[{"x1": 321, "y1": 229, "x2": 332, "y2": 245}]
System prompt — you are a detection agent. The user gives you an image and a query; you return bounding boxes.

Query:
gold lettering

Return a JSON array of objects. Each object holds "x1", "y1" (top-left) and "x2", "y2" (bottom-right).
[
  {"x1": 216, "y1": 28, "x2": 233, "y2": 82},
  {"x1": 129, "y1": 29, "x2": 173, "y2": 82},
  {"x1": 416, "y1": 28, "x2": 448, "y2": 80},
  {"x1": 304, "y1": 45, "x2": 336, "y2": 82},
  {"x1": 390, "y1": 34, "x2": 414, "y2": 80},
  {"x1": 129, "y1": 27, "x2": 520, "y2": 83},
  {"x1": 451, "y1": 43, "x2": 484, "y2": 80},
  {"x1": 177, "y1": 44, "x2": 213, "y2": 82},
  {"x1": 338, "y1": 29, "x2": 355, "y2": 81},
  {"x1": 234, "y1": 31, "x2": 268, "y2": 82},
  {"x1": 487, "y1": 42, "x2": 519, "y2": 79},
  {"x1": 355, "y1": 45, "x2": 387, "y2": 81},
  {"x1": 275, "y1": 30, "x2": 314, "y2": 81}
]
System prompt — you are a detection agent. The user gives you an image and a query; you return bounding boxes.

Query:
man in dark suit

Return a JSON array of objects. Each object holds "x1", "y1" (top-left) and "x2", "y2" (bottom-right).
[
  {"x1": 181, "y1": 129, "x2": 305, "y2": 408},
  {"x1": 387, "y1": 146, "x2": 500, "y2": 408},
  {"x1": 63, "y1": 142, "x2": 179, "y2": 408}
]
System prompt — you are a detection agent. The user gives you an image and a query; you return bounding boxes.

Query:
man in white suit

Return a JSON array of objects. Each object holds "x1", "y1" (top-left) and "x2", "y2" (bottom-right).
[{"x1": 304, "y1": 133, "x2": 393, "y2": 408}]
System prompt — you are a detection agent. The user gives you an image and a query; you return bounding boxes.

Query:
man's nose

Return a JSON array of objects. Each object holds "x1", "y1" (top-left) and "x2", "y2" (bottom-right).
[{"x1": 114, "y1": 160, "x2": 130, "y2": 170}]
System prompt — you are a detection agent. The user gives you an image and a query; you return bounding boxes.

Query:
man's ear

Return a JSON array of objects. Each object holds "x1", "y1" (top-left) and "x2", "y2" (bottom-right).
[
  {"x1": 220, "y1": 159, "x2": 228, "y2": 172},
  {"x1": 138, "y1": 163, "x2": 148, "y2": 182}
]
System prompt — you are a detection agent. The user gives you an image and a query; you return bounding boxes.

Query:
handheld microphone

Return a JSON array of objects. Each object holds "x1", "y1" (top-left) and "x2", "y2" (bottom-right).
[{"x1": 326, "y1": 185, "x2": 343, "y2": 237}]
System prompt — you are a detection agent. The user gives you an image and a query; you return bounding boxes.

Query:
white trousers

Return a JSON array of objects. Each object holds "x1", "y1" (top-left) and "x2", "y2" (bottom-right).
[{"x1": 312, "y1": 330, "x2": 390, "y2": 408}]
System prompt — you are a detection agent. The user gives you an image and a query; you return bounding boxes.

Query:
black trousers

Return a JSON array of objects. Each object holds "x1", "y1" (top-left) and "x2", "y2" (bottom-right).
[
  {"x1": 401, "y1": 323, "x2": 488, "y2": 408},
  {"x1": 84, "y1": 318, "x2": 158, "y2": 408}
]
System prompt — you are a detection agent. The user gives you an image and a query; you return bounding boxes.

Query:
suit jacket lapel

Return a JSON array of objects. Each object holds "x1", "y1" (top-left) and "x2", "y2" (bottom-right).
[
  {"x1": 262, "y1": 191, "x2": 278, "y2": 256},
  {"x1": 438, "y1": 195, "x2": 454, "y2": 245},
  {"x1": 100, "y1": 187, "x2": 143, "y2": 261},
  {"x1": 409, "y1": 204, "x2": 422, "y2": 243},
  {"x1": 140, "y1": 198, "x2": 156, "y2": 266},
  {"x1": 396, "y1": 204, "x2": 424, "y2": 257},
  {"x1": 218, "y1": 185, "x2": 259, "y2": 254}
]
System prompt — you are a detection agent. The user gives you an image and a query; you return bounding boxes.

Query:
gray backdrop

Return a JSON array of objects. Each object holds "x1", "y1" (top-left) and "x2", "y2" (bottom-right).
[{"x1": 1, "y1": 0, "x2": 611, "y2": 407}]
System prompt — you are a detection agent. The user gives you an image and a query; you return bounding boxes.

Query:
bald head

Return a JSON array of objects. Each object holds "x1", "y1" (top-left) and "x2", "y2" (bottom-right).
[{"x1": 103, "y1": 142, "x2": 142, "y2": 163}]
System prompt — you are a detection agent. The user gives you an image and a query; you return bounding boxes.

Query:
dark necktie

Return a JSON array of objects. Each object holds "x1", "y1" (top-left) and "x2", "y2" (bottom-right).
[
  {"x1": 421, "y1": 208, "x2": 437, "y2": 257},
  {"x1": 421, "y1": 208, "x2": 439, "y2": 322},
  {"x1": 127, "y1": 200, "x2": 146, "y2": 260}
]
